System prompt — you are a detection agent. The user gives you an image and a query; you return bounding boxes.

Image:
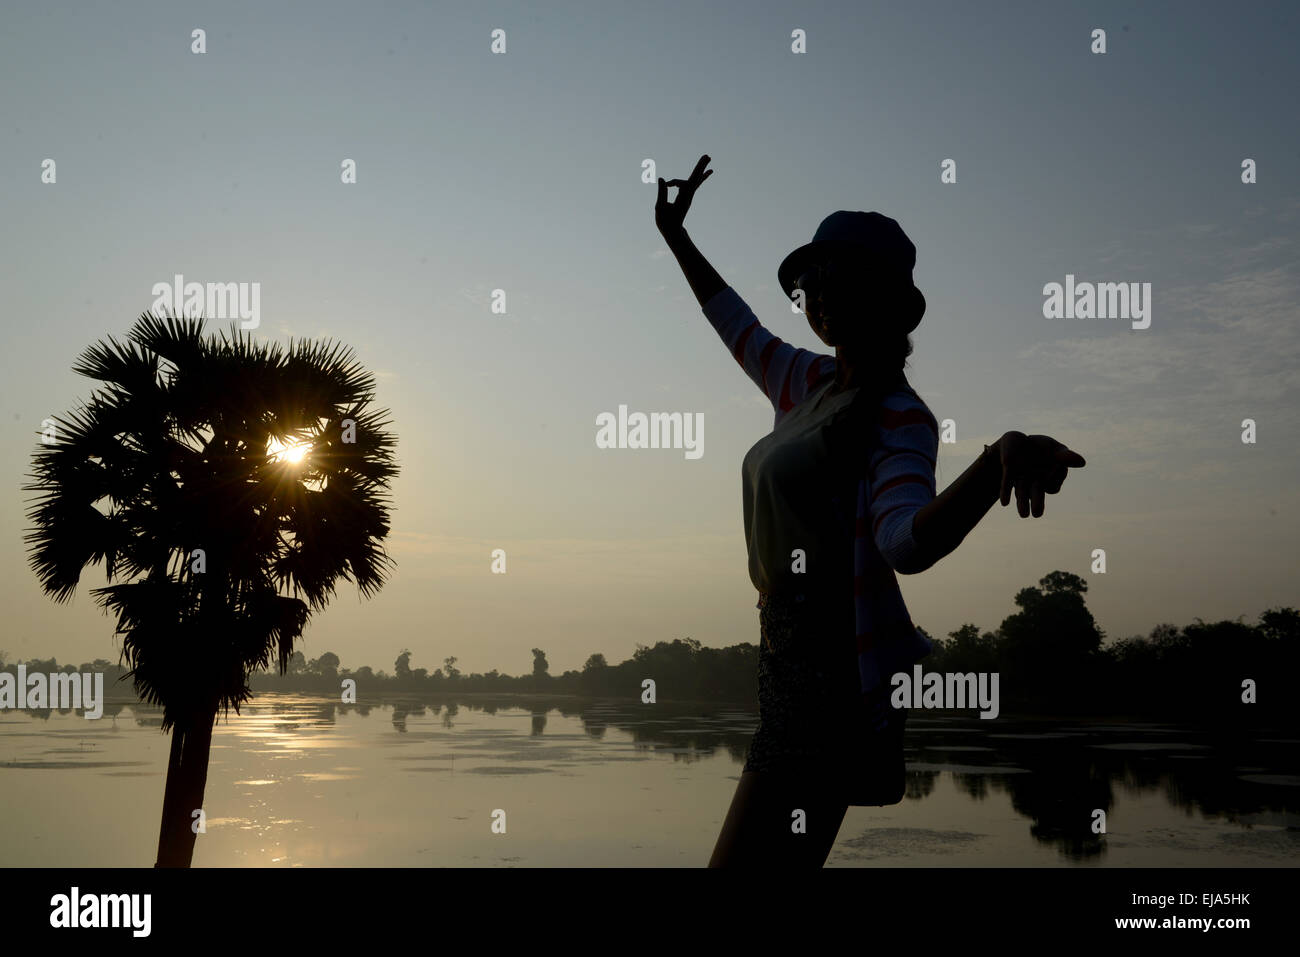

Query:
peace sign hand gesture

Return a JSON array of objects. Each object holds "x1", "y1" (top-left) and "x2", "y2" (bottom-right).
[{"x1": 656, "y1": 154, "x2": 713, "y2": 240}]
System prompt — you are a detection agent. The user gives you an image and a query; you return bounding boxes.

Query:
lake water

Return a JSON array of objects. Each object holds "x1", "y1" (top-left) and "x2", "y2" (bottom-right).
[{"x1": 2, "y1": 693, "x2": 1297, "y2": 866}]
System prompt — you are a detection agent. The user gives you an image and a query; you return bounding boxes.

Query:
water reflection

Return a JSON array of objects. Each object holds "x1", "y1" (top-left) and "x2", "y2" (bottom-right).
[{"x1": 1, "y1": 693, "x2": 1296, "y2": 866}]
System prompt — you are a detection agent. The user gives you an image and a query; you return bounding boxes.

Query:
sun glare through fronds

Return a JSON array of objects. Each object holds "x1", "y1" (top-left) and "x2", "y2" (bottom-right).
[{"x1": 267, "y1": 436, "x2": 310, "y2": 465}]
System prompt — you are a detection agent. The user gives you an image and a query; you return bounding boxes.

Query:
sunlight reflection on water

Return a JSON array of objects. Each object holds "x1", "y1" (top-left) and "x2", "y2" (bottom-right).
[{"x1": 1, "y1": 693, "x2": 1296, "y2": 866}]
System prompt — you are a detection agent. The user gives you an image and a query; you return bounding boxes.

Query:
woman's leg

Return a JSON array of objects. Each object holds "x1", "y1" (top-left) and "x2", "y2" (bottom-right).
[{"x1": 708, "y1": 769, "x2": 848, "y2": 868}]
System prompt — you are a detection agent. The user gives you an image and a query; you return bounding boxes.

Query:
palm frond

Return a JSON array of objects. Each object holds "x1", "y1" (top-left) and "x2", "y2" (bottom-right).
[
  {"x1": 127, "y1": 312, "x2": 207, "y2": 369},
  {"x1": 70, "y1": 335, "x2": 160, "y2": 394}
]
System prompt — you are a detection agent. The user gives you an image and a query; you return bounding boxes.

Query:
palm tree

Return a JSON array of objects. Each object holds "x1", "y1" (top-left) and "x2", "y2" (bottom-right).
[{"x1": 24, "y1": 313, "x2": 398, "y2": 867}]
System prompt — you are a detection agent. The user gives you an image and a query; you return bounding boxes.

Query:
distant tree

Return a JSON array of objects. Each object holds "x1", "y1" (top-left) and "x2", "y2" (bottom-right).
[
  {"x1": 443, "y1": 656, "x2": 460, "y2": 680},
  {"x1": 1256, "y1": 607, "x2": 1300, "y2": 703},
  {"x1": 287, "y1": 651, "x2": 307, "y2": 675},
  {"x1": 531, "y1": 648, "x2": 549, "y2": 679},
  {"x1": 579, "y1": 653, "x2": 610, "y2": 695},
  {"x1": 394, "y1": 649, "x2": 412, "y2": 680},
  {"x1": 937, "y1": 623, "x2": 998, "y2": 674},
  {"x1": 631, "y1": 638, "x2": 704, "y2": 699},
  {"x1": 1258, "y1": 607, "x2": 1300, "y2": 643},
  {"x1": 1181, "y1": 617, "x2": 1267, "y2": 701},
  {"x1": 996, "y1": 571, "x2": 1103, "y2": 707},
  {"x1": 1148, "y1": 622, "x2": 1182, "y2": 648},
  {"x1": 1039, "y1": 570, "x2": 1088, "y2": 597},
  {"x1": 316, "y1": 652, "x2": 340, "y2": 680}
]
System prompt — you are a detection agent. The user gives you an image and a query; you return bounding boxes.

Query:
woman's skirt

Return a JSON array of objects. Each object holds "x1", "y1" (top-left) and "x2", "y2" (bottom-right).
[{"x1": 743, "y1": 590, "x2": 907, "y2": 806}]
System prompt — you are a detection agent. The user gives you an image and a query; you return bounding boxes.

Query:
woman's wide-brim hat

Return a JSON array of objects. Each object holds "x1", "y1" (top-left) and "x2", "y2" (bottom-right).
[{"x1": 778, "y1": 210, "x2": 925, "y2": 334}]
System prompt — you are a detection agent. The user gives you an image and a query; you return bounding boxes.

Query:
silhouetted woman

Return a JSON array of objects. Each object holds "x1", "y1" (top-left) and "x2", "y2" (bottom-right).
[{"x1": 655, "y1": 155, "x2": 1086, "y2": 868}]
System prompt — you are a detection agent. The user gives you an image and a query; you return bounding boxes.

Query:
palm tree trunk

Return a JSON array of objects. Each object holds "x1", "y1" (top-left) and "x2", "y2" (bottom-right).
[
  {"x1": 154, "y1": 730, "x2": 185, "y2": 866},
  {"x1": 154, "y1": 708, "x2": 217, "y2": 867}
]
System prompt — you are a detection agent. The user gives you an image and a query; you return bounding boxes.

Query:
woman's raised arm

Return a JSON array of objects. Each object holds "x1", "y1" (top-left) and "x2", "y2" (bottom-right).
[
  {"x1": 657, "y1": 155, "x2": 834, "y2": 418},
  {"x1": 656, "y1": 154, "x2": 725, "y2": 306}
]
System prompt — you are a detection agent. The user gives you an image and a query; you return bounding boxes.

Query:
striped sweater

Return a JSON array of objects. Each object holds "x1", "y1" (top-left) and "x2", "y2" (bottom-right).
[{"x1": 702, "y1": 285, "x2": 937, "y2": 705}]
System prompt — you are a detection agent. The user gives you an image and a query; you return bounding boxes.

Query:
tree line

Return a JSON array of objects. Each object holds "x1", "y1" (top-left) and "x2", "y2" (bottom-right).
[{"x1": 7, "y1": 571, "x2": 1296, "y2": 720}]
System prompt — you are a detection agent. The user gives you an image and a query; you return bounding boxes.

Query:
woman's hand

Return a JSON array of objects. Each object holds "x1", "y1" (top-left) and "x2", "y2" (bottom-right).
[
  {"x1": 656, "y1": 154, "x2": 713, "y2": 240},
  {"x1": 995, "y1": 431, "x2": 1086, "y2": 518}
]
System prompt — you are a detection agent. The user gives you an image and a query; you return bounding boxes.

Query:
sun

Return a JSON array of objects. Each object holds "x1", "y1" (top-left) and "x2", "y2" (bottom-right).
[{"x1": 267, "y1": 436, "x2": 310, "y2": 465}]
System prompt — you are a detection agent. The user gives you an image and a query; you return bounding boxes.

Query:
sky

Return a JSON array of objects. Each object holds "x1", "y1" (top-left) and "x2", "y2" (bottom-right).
[{"x1": 1, "y1": 0, "x2": 1297, "y2": 678}]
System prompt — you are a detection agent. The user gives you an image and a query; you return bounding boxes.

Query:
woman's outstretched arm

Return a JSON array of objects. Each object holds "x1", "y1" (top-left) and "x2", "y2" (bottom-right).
[
  {"x1": 907, "y1": 441, "x2": 1005, "y2": 570},
  {"x1": 900, "y1": 431, "x2": 1087, "y2": 572}
]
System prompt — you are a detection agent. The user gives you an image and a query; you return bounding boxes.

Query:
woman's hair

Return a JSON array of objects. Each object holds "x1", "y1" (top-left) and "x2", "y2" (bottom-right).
[
  {"x1": 872, "y1": 328, "x2": 914, "y2": 379},
  {"x1": 831, "y1": 260, "x2": 934, "y2": 479},
  {"x1": 842, "y1": 282, "x2": 923, "y2": 429},
  {"x1": 851, "y1": 281, "x2": 918, "y2": 384}
]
